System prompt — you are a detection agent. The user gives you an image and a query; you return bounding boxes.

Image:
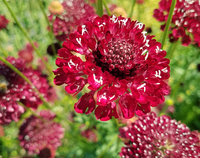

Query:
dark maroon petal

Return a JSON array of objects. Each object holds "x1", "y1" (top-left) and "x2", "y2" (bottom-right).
[
  {"x1": 65, "y1": 78, "x2": 86, "y2": 94},
  {"x1": 119, "y1": 94, "x2": 137, "y2": 119},
  {"x1": 182, "y1": 34, "x2": 191, "y2": 46},
  {"x1": 57, "y1": 48, "x2": 73, "y2": 58},
  {"x1": 172, "y1": 27, "x2": 185, "y2": 38},
  {"x1": 88, "y1": 67, "x2": 104, "y2": 90},
  {"x1": 64, "y1": 56, "x2": 83, "y2": 73},
  {"x1": 74, "y1": 91, "x2": 95, "y2": 114},
  {"x1": 55, "y1": 58, "x2": 67, "y2": 67},
  {"x1": 95, "y1": 102, "x2": 119, "y2": 121},
  {"x1": 54, "y1": 74, "x2": 67, "y2": 85}
]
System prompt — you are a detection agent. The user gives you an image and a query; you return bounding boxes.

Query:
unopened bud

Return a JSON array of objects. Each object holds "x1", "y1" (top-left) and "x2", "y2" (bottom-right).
[
  {"x1": 112, "y1": 7, "x2": 127, "y2": 18},
  {"x1": 48, "y1": 1, "x2": 64, "y2": 15}
]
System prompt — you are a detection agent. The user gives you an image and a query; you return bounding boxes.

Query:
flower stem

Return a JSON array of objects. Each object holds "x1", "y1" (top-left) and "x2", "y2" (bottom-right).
[
  {"x1": 0, "y1": 56, "x2": 52, "y2": 109},
  {"x1": 167, "y1": 40, "x2": 179, "y2": 59},
  {"x1": 2, "y1": 0, "x2": 53, "y2": 77},
  {"x1": 103, "y1": 0, "x2": 111, "y2": 16},
  {"x1": 97, "y1": 0, "x2": 103, "y2": 17},
  {"x1": 129, "y1": 0, "x2": 136, "y2": 18},
  {"x1": 18, "y1": 101, "x2": 46, "y2": 122},
  {"x1": 161, "y1": 0, "x2": 177, "y2": 49},
  {"x1": 160, "y1": 47, "x2": 199, "y2": 115},
  {"x1": 97, "y1": 135, "x2": 118, "y2": 158},
  {"x1": 37, "y1": 0, "x2": 57, "y2": 57}
]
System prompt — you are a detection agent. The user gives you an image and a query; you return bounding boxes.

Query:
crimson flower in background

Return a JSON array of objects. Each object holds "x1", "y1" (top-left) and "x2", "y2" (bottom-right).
[
  {"x1": 19, "y1": 110, "x2": 64, "y2": 155},
  {"x1": 0, "y1": 57, "x2": 54, "y2": 125},
  {"x1": 54, "y1": 15, "x2": 170, "y2": 121},
  {"x1": 80, "y1": 125, "x2": 98, "y2": 142},
  {"x1": 48, "y1": 0, "x2": 95, "y2": 41},
  {"x1": 18, "y1": 42, "x2": 38, "y2": 63},
  {"x1": 0, "y1": 15, "x2": 9, "y2": 30},
  {"x1": 154, "y1": 0, "x2": 200, "y2": 46},
  {"x1": 119, "y1": 112, "x2": 200, "y2": 158}
]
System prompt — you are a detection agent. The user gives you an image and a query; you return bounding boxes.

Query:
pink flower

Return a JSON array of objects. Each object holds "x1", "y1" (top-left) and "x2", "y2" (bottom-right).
[
  {"x1": 48, "y1": 0, "x2": 95, "y2": 41},
  {"x1": 19, "y1": 110, "x2": 64, "y2": 155},
  {"x1": 54, "y1": 15, "x2": 170, "y2": 121},
  {"x1": 119, "y1": 112, "x2": 200, "y2": 157},
  {"x1": 0, "y1": 15, "x2": 9, "y2": 30},
  {"x1": 0, "y1": 57, "x2": 54, "y2": 125},
  {"x1": 154, "y1": 0, "x2": 200, "y2": 46}
]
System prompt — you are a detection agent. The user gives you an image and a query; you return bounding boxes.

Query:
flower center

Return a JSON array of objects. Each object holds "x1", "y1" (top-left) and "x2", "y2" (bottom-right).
[
  {"x1": 0, "y1": 75, "x2": 9, "y2": 94},
  {"x1": 94, "y1": 39, "x2": 138, "y2": 79}
]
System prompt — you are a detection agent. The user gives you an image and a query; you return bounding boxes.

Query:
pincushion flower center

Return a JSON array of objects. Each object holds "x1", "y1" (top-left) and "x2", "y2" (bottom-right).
[
  {"x1": 0, "y1": 75, "x2": 9, "y2": 94},
  {"x1": 94, "y1": 39, "x2": 137, "y2": 79},
  {"x1": 106, "y1": 40, "x2": 133, "y2": 70}
]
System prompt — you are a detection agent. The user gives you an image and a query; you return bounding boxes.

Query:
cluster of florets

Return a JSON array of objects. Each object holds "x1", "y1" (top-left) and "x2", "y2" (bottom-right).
[
  {"x1": 19, "y1": 110, "x2": 64, "y2": 155},
  {"x1": 154, "y1": 0, "x2": 200, "y2": 46},
  {"x1": 54, "y1": 15, "x2": 170, "y2": 121},
  {"x1": 0, "y1": 57, "x2": 54, "y2": 125},
  {"x1": 119, "y1": 112, "x2": 200, "y2": 158},
  {"x1": 48, "y1": 0, "x2": 95, "y2": 41}
]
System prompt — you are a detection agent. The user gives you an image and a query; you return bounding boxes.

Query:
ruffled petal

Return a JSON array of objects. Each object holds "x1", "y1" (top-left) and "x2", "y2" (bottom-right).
[{"x1": 74, "y1": 91, "x2": 95, "y2": 114}]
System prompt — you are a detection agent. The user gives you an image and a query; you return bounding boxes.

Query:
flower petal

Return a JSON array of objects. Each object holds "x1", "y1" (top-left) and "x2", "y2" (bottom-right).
[{"x1": 74, "y1": 91, "x2": 95, "y2": 114}]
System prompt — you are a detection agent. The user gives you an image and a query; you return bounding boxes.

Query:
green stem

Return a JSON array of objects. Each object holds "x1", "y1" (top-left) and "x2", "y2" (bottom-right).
[
  {"x1": 18, "y1": 101, "x2": 46, "y2": 122},
  {"x1": 3, "y1": 0, "x2": 53, "y2": 76},
  {"x1": 129, "y1": 0, "x2": 136, "y2": 18},
  {"x1": 167, "y1": 40, "x2": 179, "y2": 59},
  {"x1": 37, "y1": 0, "x2": 57, "y2": 56},
  {"x1": 0, "y1": 56, "x2": 52, "y2": 109},
  {"x1": 0, "y1": 42, "x2": 9, "y2": 57},
  {"x1": 161, "y1": 0, "x2": 177, "y2": 49},
  {"x1": 97, "y1": 135, "x2": 118, "y2": 158},
  {"x1": 103, "y1": 0, "x2": 111, "y2": 16},
  {"x1": 137, "y1": 2, "x2": 141, "y2": 22},
  {"x1": 97, "y1": 0, "x2": 103, "y2": 17}
]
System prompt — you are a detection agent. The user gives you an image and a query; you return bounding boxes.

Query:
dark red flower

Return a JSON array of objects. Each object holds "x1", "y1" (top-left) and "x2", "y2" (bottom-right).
[
  {"x1": 48, "y1": 0, "x2": 95, "y2": 41},
  {"x1": 80, "y1": 125, "x2": 98, "y2": 142},
  {"x1": 54, "y1": 15, "x2": 170, "y2": 121},
  {"x1": 119, "y1": 112, "x2": 200, "y2": 158},
  {"x1": 136, "y1": 0, "x2": 144, "y2": 4},
  {"x1": 18, "y1": 42, "x2": 38, "y2": 63},
  {"x1": 0, "y1": 15, "x2": 9, "y2": 30},
  {"x1": 19, "y1": 110, "x2": 64, "y2": 155},
  {"x1": 154, "y1": 0, "x2": 200, "y2": 46},
  {"x1": 0, "y1": 57, "x2": 53, "y2": 125}
]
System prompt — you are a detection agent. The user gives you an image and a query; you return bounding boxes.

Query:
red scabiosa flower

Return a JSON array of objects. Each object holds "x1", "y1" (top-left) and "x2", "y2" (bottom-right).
[
  {"x1": 19, "y1": 110, "x2": 64, "y2": 155},
  {"x1": 0, "y1": 15, "x2": 9, "y2": 30},
  {"x1": 54, "y1": 15, "x2": 170, "y2": 121},
  {"x1": 0, "y1": 57, "x2": 53, "y2": 125},
  {"x1": 48, "y1": 0, "x2": 95, "y2": 41},
  {"x1": 154, "y1": 0, "x2": 200, "y2": 46},
  {"x1": 119, "y1": 112, "x2": 200, "y2": 158}
]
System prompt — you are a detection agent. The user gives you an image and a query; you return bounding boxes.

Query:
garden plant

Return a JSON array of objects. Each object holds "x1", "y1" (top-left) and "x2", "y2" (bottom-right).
[{"x1": 0, "y1": 0, "x2": 200, "y2": 157}]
